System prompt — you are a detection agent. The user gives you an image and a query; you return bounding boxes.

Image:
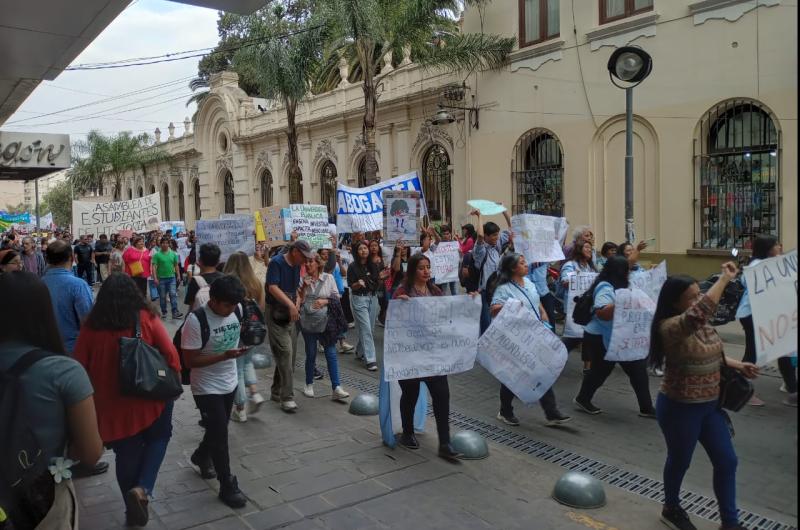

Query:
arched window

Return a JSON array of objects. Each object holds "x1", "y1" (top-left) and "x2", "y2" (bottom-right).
[
  {"x1": 357, "y1": 157, "x2": 369, "y2": 188},
  {"x1": 260, "y1": 170, "x2": 273, "y2": 207},
  {"x1": 193, "y1": 179, "x2": 201, "y2": 220},
  {"x1": 178, "y1": 181, "x2": 185, "y2": 221},
  {"x1": 422, "y1": 145, "x2": 451, "y2": 221},
  {"x1": 320, "y1": 161, "x2": 337, "y2": 215},
  {"x1": 137, "y1": 186, "x2": 144, "y2": 198},
  {"x1": 695, "y1": 100, "x2": 779, "y2": 249},
  {"x1": 128, "y1": 188, "x2": 133, "y2": 200},
  {"x1": 511, "y1": 129, "x2": 563, "y2": 216},
  {"x1": 162, "y1": 183, "x2": 170, "y2": 220},
  {"x1": 149, "y1": 184, "x2": 156, "y2": 196},
  {"x1": 223, "y1": 172, "x2": 235, "y2": 214},
  {"x1": 289, "y1": 172, "x2": 303, "y2": 204}
]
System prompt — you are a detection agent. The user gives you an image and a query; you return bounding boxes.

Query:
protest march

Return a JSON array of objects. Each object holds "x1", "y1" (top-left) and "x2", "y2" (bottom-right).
[{"x1": 1, "y1": 177, "x2": 796, "y2": 530}]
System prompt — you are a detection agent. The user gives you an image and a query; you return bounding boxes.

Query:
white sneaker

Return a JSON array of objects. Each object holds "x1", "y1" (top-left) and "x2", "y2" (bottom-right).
[
  {"x1": 650, "y1": 367, "x2": 664, "y2": 377},
  {"x1": 347, "y1": 322, "x2": 355, "y2": 329},
  {"x1": 332, "y1": 386, "x2": 350, "y2": 400},
  {"x1": 337, "y1": 340, "x2": 355, "y2": 353},
  {"x1": 281, "y1": 400, "x2": 298, "y2": 412},
  {"x1": 780, "y1": 383, "x2": 788, "y2": 393},
  {"x1": 302, "y1": 385, "x2": 315, "y2": 398},
  {"x1": 248, "y1": 393, "x2": 265, "y2": 414},
  {"x1": 231, "y1": 408, "x2": 247, "y2": 422}
]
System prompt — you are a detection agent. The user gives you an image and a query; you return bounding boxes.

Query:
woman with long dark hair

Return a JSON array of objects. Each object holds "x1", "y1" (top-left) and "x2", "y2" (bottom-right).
[
  {"x1": 490, "y1": 253, "x2": 571, "y2": 427},
  {"x1": 573, "y1": 255, "x2": 655, "y2": 417},
  {"x1": 559, "y1": 239, "x2": 598, "y2": 372},
  {"x1": 392, "y1": 253, "x2": 462, "y2": 462},
  {"x1": 0, "y1": 271, "x2": 103, "y2": 529},
  {"x1": 648, "y1": 263, "x2": 758, "y2": 530},
  {"x1": 734, "y1": 234, "x2": 795, "y2": 406},
  {"x1": 457, "y1": 223, "x2": 477, "y2": 254},
  {"x1": 73, "y1": 273, "x2": 181, "y2": 527},
  {"x1": 123, "y1": 235, "x2": 151, "y2": 296},
  {"x1": 347, "y1": 241, "x2": 380, "y2": 371}
]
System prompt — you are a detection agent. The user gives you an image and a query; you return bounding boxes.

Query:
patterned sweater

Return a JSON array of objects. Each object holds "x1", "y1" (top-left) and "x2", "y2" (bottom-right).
[{"x1": 659, "y1": 294, "x2": 723, "y2": 403}]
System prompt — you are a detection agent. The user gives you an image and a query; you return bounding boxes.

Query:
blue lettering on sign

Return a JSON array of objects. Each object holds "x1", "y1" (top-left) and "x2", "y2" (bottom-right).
[{"x1": 337, "y1": 175, "x2": 424, "y2": 216}]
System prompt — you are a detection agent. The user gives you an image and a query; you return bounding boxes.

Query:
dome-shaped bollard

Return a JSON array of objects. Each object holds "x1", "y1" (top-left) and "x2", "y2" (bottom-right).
[
  {"x1": 552, "y1": 471, "x2": 606, "y2": 509},
  {"x1": 348, "y1": 393, "x2": 379, "y2": 416},
  {"x1": 251, "y1": 353, "x2": 271, "y2": 369},
  {"x1": 450, "y1": 430, "x2": 489, "y2": 460}
]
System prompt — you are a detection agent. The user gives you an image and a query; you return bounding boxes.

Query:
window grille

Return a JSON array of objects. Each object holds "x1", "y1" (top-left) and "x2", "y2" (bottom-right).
[{"x1": 511, "y1": 129, "x2": 564, "y2": 216}]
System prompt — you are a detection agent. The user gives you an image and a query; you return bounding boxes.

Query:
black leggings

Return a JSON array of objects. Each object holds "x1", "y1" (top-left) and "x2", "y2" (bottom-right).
[
  {"x1": 132, "y1": 276, "x2": 148, "y2": 297},
  {"x1": 576, "y1": 332, "x2": 653, "y2": 412},
  {"x1": 193, "y1": 391, "x2": 235, "y2": 479},
  {"x1": 399, "y1": 376, "x2": 450, "y2": 445},
  {"x1": 500, "y1": 384, "x2": 559, "y2": 419},
  {"x1": 740, "y1": 316, "x2": 798, "y2": 393}
]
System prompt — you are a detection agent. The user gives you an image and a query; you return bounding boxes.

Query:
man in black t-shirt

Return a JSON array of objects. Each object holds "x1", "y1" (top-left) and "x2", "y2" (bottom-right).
[
  {"x1": 73, "y1": 235, "x2": 95, "y2": 286},
  {"x1": 94, "y1": 234, "x2": 112, "y2": 283}
]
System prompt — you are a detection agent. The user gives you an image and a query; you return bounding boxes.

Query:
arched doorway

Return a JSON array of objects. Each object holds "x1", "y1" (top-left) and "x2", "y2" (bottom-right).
[
  {"x1": 422, "y1": 144, "x2": 451, "y2": 221},
  {"x1": 150, "y1": 184, "x2": 155, "y2": 195},
  {"x1": 260, "y1": 169, "x2": 273, "y2": 207},
  {"x1": 137, "y1": 186, "x2": 144, "y2": 198},
  {"x1": 162, "y1": 183, "x2": 170, "y2": 220},
  {"x1": 289, "y1": 172, "x2": 303, "y2": 204},
  {"x1": 320, "y1": 161, "x2": 337, "y2": 215},
  {"x1": 511, "y1": 129, "x2": 564, "y2": 216},
  {"x1": 177, "y1": 181, "x2": 185, "y2": 221},
  {"x1": 222, "y1": 171, "x2": 235, "y2": 214},
  {"x1": 127, "y1": 188, "x2": 133, "y2": 200},
  {"x1": 193, "y1": 179, "x2": 201, "y2": 220},
  {"x1": 357, "y1": 157, "x2": 368, "y2": 188}
]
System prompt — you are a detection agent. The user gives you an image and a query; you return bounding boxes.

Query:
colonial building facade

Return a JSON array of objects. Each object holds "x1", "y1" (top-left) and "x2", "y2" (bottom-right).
[{"x1": 111, "y1": 0, "x2": 796, "y2": 276}]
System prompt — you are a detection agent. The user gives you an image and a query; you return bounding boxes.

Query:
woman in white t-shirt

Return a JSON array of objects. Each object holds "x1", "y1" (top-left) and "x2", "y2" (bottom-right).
[{"x1": 298, "y1": 254, "x2": 350, "y2": 401}]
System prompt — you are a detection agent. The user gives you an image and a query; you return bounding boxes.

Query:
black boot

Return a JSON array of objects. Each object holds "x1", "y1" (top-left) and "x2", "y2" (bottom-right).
[
  {"x1": 191, "y1": 450, "x2": 216, "y2": 479},
  {"x1": 218, "y1": 475, "x2": 247, "y2": 508},
  {"x1": 438, "y1": 443, "x2": 463, "y2": 463}
]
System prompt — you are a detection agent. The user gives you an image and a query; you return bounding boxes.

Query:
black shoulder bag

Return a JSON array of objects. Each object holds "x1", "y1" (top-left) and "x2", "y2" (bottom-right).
[
  {"x1": 718, "y1": 354, "x2": 753, "y2": 412},
  {"x1": 119, "y1": 313, "x2": 183, "y2": 400}
]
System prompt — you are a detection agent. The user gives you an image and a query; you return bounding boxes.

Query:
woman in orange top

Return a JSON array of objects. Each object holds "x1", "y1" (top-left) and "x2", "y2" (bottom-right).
[{"x1": 74, "y1": 273, "x2": 181, "y2": 527}]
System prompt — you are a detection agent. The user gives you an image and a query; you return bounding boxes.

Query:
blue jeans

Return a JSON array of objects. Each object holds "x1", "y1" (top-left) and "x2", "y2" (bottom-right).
[
  {"x1": 107, "y1": 400, "x2": 174, "y2": 497},
  {"x1": 656, "y1": 393, "x2": 739, "y2": 527},
  {"x1": 148, "y1": 278, "x2": 159, "y2": 301},
  {"x1": 234, "y1": 351, "x2": 257, "y2": 407},
  {"x1": 156, "y1": 277, "x2": 178, "y2": 315},
  {"x1": 350, "y1": 294, "x2": 379, "y2": 363},
  {"x1": 479, "y1": 290, "x2": 491, "y2": 335},
  {"x1": 301, "y1": 329, "x2": 340, "y2": 388},
  {"x1": 436, "y1": 281, "x2": 458, "y2": 295}
]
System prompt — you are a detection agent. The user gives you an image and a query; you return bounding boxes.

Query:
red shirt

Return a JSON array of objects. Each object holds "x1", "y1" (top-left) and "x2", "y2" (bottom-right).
[{"x1": 74, "y1": 309, "x2": 181, "y2": 443}]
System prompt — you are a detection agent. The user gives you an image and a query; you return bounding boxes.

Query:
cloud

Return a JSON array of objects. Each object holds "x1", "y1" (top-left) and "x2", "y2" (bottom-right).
[{"x1": 5, "y1": 0, "x2": 220, "y2": 143}]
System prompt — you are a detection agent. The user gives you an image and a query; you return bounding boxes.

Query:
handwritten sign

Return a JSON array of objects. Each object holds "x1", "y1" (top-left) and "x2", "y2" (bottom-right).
[
  {"x1": 72, "y1": 193, "x2": 161, "y2": 236},
  {"x1": 629, "y1": 261, "x2": 668, "y2": 302},
  {"x1": 383, "y1": 295, "x2": 481, "y2": 381},
  {"x1": 257, "y1": 206, "x2": 290, "y2": 247},
  {"x1": 336, "y1": 171, "x2": 427, "y2": 233},
  {"x1": 511, "y1": 214, "x2": 565, "y2": 264},
  {"x1": 564, "y1": 272, "x2": 599, "y2": 338},
  {"x1": 605, "y1": 288, "x2": 656, "y2": 362},
  {"x1": 744, "y1": 250, "x2": 798, "y2": 364},
  {"x1": 289, "y1": 204, "x2": 331, "y2": 249},
  {"x1": 383, "y1": 190, "x2": 421, "y2": 246},
  {"x1": 159, "y1": 220, "x2": 186, "y2": 235},
  {"x1": 554, "y1": 217, "x2": 569, "y2": 245},
  {"x1": 196, "y1": 218, "x2": 254, "y2": 261},
  {"x1": 477, "y1": 300, "x2": 568, "y2": 404},
  {"x1": 431, "y1": 241, "x2": 460, "y2": 283}
]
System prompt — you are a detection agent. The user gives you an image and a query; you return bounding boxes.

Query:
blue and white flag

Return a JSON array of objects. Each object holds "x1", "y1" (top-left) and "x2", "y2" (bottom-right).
[
  {"x1": 379, "y1": 364, "x2": 427, "y2": 448},
  {"x1": 336, "y1": 171, "x2": 427, "y2": 233}
]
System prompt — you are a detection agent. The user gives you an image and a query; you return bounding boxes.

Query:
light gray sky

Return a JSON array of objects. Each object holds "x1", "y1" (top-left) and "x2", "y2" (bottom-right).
[{"x1": 3, "y1": 0, "x2": 220, "y2": 144}]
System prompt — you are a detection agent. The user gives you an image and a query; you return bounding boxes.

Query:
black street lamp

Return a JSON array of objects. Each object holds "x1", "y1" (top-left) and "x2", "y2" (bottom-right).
[{"x1": 607, "y1": 46, "x2": 652, "y2": 243}]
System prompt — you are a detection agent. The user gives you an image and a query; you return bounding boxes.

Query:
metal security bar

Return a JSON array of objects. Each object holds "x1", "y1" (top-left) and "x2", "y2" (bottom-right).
[
  {"x1": 694, "y1": 99, "x2": 779, "y2": 249},
  {"x1": 511, "y1": 128, "x2": 564, "y2": 216}
]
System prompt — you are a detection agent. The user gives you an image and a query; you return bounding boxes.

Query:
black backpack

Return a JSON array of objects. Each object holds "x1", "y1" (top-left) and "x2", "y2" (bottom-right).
[
  {"x1": 572, "y1": 285, "x2": 597, "y2": 326},
  {"x1": 238, "y1": 299, "x2": 267, "y2": 346},
  {"x1": 0, "y1": 350, "x2": 57, "y2": 528},
  {"x1": 172, "y1": 308, "x2": 210, "y2": 385}
]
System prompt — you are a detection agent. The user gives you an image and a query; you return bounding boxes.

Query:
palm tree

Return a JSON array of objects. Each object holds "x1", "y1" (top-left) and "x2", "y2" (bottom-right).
[
  {"x1": 186, "y1": 76, "x2": 210, "y2": 110},
  {"x1": 316, "y1": 0, "x2": 514, "y2": 185},
  {"x1": 69, "y1": 131, "x2": 173, "y2": 202},
  {"x1": 234, "y1": 15, "x2": 323, "y2": 203}
]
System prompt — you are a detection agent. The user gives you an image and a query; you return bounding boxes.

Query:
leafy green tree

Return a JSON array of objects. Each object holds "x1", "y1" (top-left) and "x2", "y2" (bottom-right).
[
  {"x1": 42, "y1": 180, "x2": 73, "y2": 228},
  {"x1": 316, "y1": 0, "x2": 514, "y2": 185},
  {"x1": 69, "y1": 131, "x2": 172, "y2": 201}
]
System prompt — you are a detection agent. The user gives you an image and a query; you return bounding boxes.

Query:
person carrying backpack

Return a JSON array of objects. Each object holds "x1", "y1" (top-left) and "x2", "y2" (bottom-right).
[
  {"x1": 469, "y1": 208, "x2": 513, "y2": 334},
  {"x1": 185, "y1": 243, "x2": 225, "y2": 311},
  {"x1": 0, "y1": 271, "x2": 103, "y2": 530}
]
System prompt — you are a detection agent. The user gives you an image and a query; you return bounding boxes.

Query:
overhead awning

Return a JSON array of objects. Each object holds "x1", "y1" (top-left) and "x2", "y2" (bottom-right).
[{"x1": 0, "y1": 131, "x2": 70, "y2": 181}]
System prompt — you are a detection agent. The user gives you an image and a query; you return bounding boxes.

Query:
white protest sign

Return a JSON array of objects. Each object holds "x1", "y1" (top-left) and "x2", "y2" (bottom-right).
[
  {"x1": 196, "y1": 218, "x2": 254, "y2": 261},
  {"x1": 512, "y1": 214, "x2": 565, "y2": 264},
  {"x1": 477, "y1": 300, "x2": 568, "y2": 404},
  {"x1": 431, "y1": 241, "x2": 460, "y2": 283},
  {"x1": 289, "y1": 204, "x2": 331, "y2": 249},
  {"x1": 176, "y1": 237, "x2": 190, "y2": 265},
  {"x1": 629, "y1": 261, "x2": 668, "y2": 302},
  {"x1": 72, "y1": 193, "x2": 161, "y2": 236},
  {"x1": 554, "y1": 217, "x2": 569, "y2": 245},
  {"x1": 605, "y1": 288, "x2": 656, "y2": 362},
  {"x1": 564, "y1": 272, "x2": 598, "y2": 338},
  {"x1": 159, "y1": 220, "x2": 186, "y2": 235},
  {"x1": 383, "y1": 295, "x2": 481, "y2": 381},
  {"x1": 744, "y1": 250, "x2": 798, "y2": 364}
]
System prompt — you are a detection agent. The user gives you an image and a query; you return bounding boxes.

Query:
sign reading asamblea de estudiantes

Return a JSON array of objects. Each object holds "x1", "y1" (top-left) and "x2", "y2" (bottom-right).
[
  {"x1": 0, "y1": 132, "x2": 70, "y2": 168},
  {"x1": 72, "y1": 193, "x2": 162, "y2": 236}
]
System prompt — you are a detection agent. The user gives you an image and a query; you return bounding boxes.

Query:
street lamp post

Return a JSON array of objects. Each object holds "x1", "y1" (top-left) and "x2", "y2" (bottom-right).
[{"x1": 607, "y1": 46, "x2": 653, "y2": 243}]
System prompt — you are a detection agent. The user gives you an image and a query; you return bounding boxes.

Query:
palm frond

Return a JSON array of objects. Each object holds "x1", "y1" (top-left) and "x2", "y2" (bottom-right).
[{"x1": 414, "y1": 32, "x2": 514, "y2": 73}]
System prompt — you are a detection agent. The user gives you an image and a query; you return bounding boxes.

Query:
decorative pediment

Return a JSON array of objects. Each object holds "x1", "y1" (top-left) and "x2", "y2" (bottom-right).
[
  {"x1": 281, "y1": 151, "x2": 303, "y2": 169},
  {"x1": 216, "y1": 155, "x2": 233, "y2": 173},
  {"x1": 313, "y1": 138, "x2": 338, "y2": 167},
  {"x1": 412, "y1": 123, "x2": 454, "y2": 155},
  {"x1": 256, "y1": 150, "x2": 273, "y2": 172}
]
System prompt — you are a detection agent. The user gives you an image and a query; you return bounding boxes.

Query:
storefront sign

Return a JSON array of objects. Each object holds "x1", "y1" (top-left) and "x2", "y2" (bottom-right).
[{"x1": 0, "y1": 132, "x2": 70, "y2": 168}]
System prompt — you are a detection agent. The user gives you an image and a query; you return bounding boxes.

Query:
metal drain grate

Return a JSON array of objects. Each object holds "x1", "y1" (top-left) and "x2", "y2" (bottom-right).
[{"x1": 335, "y1": 370, "x2": 797, "y2": 530}]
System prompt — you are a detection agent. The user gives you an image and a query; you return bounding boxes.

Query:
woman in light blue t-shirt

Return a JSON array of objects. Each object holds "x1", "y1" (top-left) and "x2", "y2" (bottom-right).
[{"x1": 490, "y1": 253, "x2": 572, "y2": 427}]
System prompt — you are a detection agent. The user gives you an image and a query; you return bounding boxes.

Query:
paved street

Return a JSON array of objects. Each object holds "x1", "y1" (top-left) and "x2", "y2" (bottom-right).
[{"x1": 76, "y1": 298, "x2": 797, "y2": 530}]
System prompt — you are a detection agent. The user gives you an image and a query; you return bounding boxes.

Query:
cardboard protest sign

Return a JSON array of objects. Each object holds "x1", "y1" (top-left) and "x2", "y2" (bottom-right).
[
  {"x1": 382, "y1": 190, "x2": 421, "y2": 246},
  {"x1": 477, "y1": 300, "x2": 568, "y2": 404},
  {"x1": 258, "y1": 206, "x2": 290, "y2": 247},
  {"x1": 159, "y1": 220, "x2": 186, "y2": 235},
  {"x1": 744, "y1": 250, "x2": 798, "y2": 364},
  {"x1": 196, "y1": 218, "x2": 254, "y2": 261},
  {"x1": 564, "y1": 272, "x2": 599, "y2": 338},
  {"x1": 336, "y1": 171, "x2": 426, "y2": 233},
  {"x1": 605, "y1": 288, "x2": 656, "y2": 362},
  {"x1": 431, "y1": 241, "x2": 460, "y2": 283},
  {"x1": 289, "y1": 204, "x2": 331, "y2": 249},
  {"x1": 72, "y1": 193, "x2": 161, "y2": 236},
  {"x1": 629, "y1": 261, "x2": 668, "y2": 302},
  {"x1": 383, "y1": 295, "x2": 481, "y2": 381},
  {"x1": 511, "y1": 214, "x2": 565, "y2": 264}
]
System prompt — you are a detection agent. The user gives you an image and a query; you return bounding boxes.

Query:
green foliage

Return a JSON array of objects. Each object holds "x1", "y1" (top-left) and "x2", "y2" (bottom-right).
[
  {"x1": 3, "y1": 203, "x2": 28, "y2": 215},
  {"x1": 42, "y1": 180, "x2": 73, "y2": 228}
]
